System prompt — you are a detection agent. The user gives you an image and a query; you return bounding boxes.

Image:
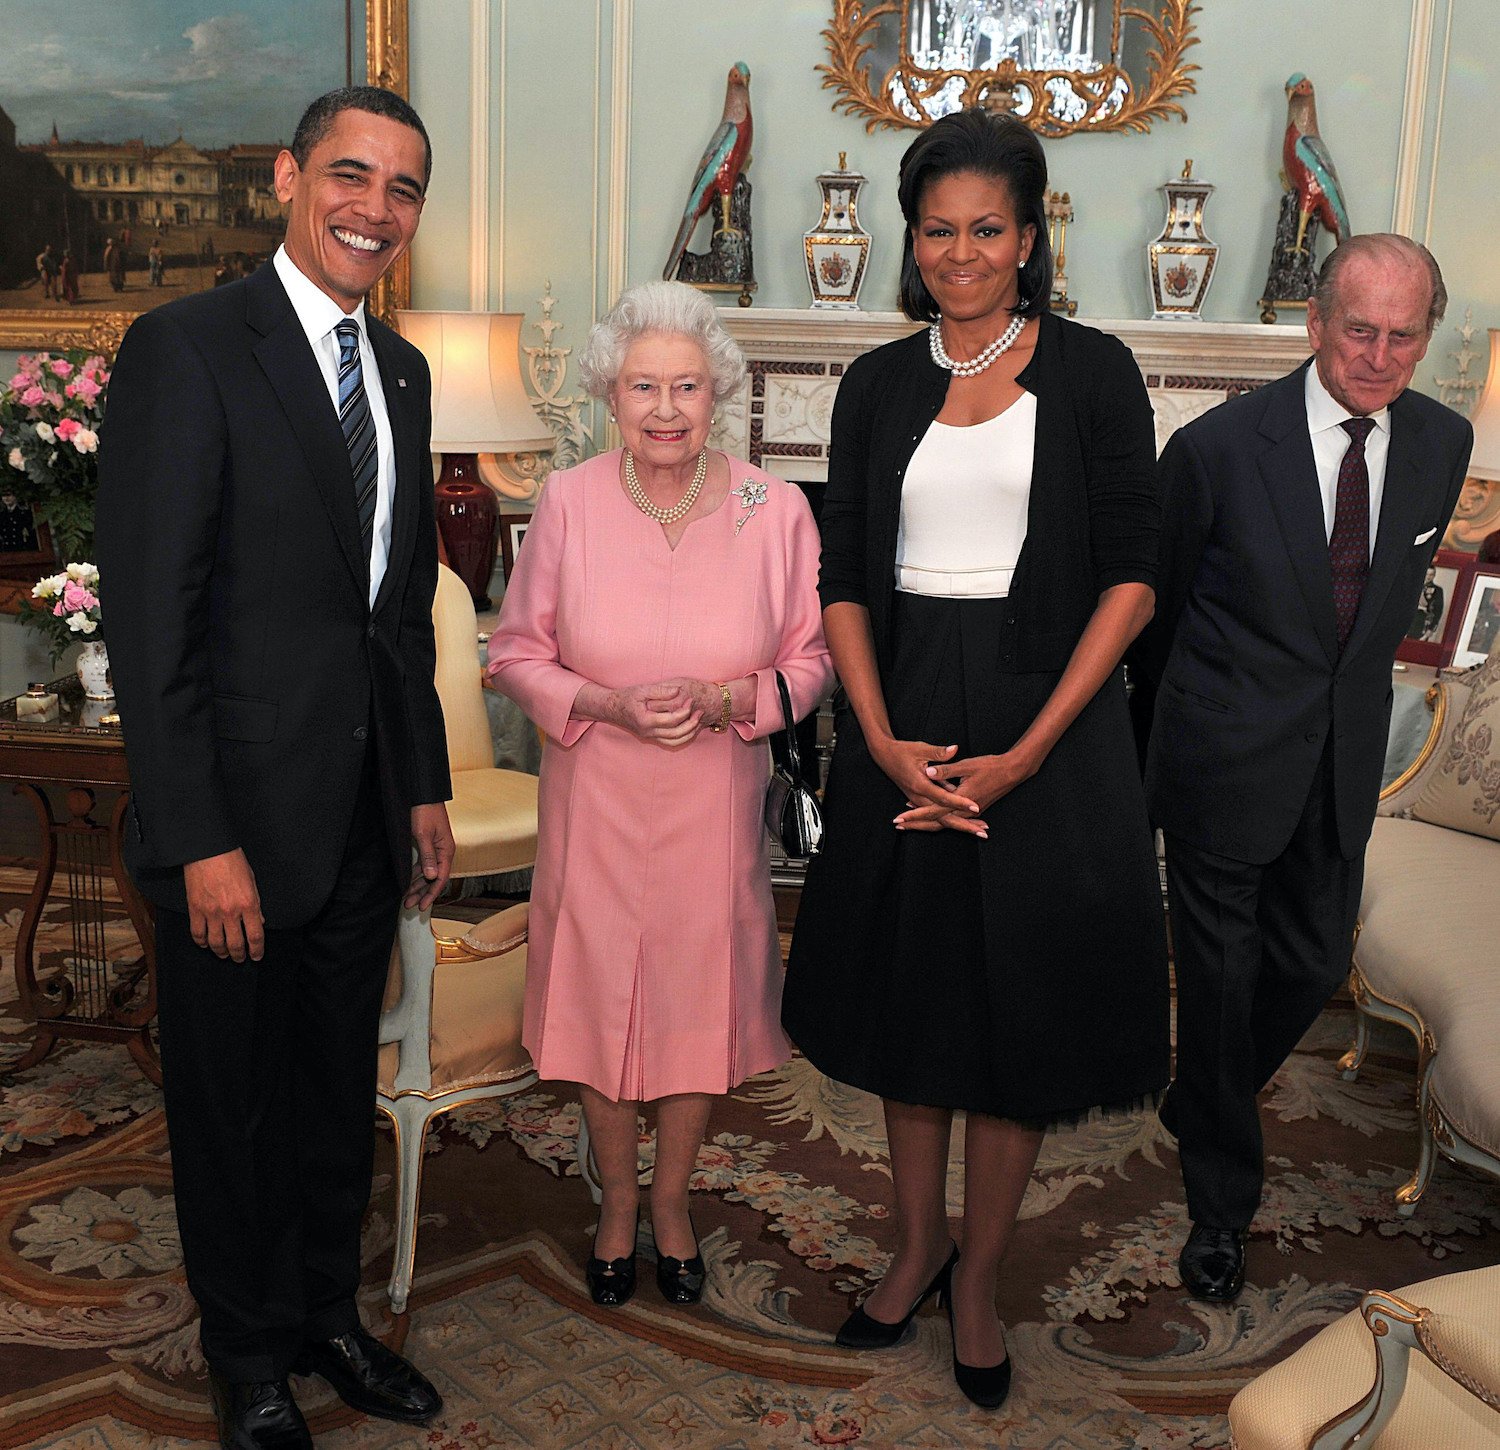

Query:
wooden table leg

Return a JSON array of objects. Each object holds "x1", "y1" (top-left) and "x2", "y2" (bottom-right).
[{"x1": 1, "y1": 782, "x2": 160, "y2": 1086}]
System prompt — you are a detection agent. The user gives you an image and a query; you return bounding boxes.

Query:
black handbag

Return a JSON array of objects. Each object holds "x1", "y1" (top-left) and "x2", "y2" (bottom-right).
[{"x1": 764, "y1": 671, "x2": 823, "y2": 858}]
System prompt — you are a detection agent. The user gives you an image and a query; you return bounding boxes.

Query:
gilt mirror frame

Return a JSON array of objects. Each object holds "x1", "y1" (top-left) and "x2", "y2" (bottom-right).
[
  {"x1": 0, "y1": 0, "x2": 409, "y2": 354},
  {"x1": 819, "y1": 0, "x2": 1199, "y2": 138}
]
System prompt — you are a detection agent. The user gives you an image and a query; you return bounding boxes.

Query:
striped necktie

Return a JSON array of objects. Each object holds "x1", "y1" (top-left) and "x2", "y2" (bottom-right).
[
  {"x1": 335, "y1": 318, "x2": 378, "y2": 567},
  {"x1": 1329, "y1": 416, "x2": 1375, "y2": 651}
]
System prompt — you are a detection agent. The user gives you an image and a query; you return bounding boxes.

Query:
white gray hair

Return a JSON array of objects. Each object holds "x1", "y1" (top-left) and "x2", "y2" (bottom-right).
[
  {"x1": 578, "y1": 280, "x2": 746, "y2": 404},
  {"x1": 1313, "y1": 233, "x2": 1448, "y2": 334}
]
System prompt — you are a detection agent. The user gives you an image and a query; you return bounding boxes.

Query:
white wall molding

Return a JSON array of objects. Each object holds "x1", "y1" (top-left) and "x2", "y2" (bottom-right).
[
  {"x1": 607, "y1": 0, "x2": 633, "y2": 305},
  {"x1": 1392, "y1": 0, "x2": 1437, "y2": 236},
  {"x1": 1422, "y1": 0, "x2": 1455, "y2": 248},
  {"x1": 469, "y1": 0, "x2": 495, "y2": 308}
]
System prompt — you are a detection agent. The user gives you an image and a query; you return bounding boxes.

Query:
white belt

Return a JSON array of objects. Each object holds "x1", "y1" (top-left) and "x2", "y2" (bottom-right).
[{"x1": 895, "y1": 562, "x2": 1014, "y2": 598}]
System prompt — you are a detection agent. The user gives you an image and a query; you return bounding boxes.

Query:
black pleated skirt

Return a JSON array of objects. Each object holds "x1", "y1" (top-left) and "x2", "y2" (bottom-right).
[{"x1": 783, "y1": 593, "x2": 1169, "y2": 1125}]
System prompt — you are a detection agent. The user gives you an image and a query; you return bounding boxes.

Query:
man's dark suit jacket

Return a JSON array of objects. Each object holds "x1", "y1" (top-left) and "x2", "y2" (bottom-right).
[
  {"x1": 1140, "y1": 361, "x2": 1471, "y2": 865},
  {"x1": 96, "y1": 262, "x2": 452, "y2": 927}
]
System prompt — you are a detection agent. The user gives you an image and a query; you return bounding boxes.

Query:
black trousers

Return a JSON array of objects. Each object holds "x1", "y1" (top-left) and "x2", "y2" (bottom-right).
[
  {"x1": 154, "y1": 760, "x2": 400, "y2": 1382},
  {"x1": 1164, "y1": 744, "x2": 1363, "y2": 1230}
]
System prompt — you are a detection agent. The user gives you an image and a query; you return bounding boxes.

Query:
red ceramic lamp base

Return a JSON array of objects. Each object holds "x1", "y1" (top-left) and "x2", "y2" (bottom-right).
[{"x1": 433, "y1": 453, "x2": 498, "y2": 607}]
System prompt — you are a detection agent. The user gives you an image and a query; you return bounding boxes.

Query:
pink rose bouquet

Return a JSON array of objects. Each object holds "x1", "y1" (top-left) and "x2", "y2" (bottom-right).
[
  {"x1": 0, "y1": 350, "x2": 110, "y2": 560},
  {"x1": 20, "y1": 562, "x2": 104, "y2": 663}
]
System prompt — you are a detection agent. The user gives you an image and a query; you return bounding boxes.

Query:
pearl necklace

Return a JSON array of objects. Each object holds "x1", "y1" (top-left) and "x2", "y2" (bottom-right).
[
  {"x1": 928, "y1": 314, "x2": 1026, "y2": 378},
  {"x1": 623, "y1": 447, "x2": 707, "y2": 525}
]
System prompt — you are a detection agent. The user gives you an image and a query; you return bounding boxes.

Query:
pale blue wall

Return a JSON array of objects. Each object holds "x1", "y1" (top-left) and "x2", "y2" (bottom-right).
[
  {"x1": 403, "y1": 0, "x2": 1497, "y2": 400},
  {"x1": 4, "y1": 0, "x2": 1496, "y2": 693}
]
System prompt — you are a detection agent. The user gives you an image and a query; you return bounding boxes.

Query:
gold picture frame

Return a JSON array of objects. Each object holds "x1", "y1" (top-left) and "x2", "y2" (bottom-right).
[
  {"x1": 0, "y1": 0, "x2": 409, "y2": 354},
  {"x1": 819, "y1": 0, "x2": 1199, "y2": 138}
]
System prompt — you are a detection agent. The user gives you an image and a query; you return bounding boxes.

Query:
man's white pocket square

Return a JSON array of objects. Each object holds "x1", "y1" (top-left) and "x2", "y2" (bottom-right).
[{"x1": 1414, "y1": 527, "x2": 1437, "y2": 545}]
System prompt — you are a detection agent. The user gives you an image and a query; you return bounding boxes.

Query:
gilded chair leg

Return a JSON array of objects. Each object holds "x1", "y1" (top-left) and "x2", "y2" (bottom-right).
[
  {"x1": 1396, "y1": 1076, "x2": 1439, "y2": 1219},
  {"x1": 576, "y1": 1116, "x2": 603, "y2": 1206},
  {"x1": 1339, "y1": 1005, "x2": 1371, "y2": 1081},
  {"x1": 388, "y1": 1094, "x2": 434, "y2": 1314}
]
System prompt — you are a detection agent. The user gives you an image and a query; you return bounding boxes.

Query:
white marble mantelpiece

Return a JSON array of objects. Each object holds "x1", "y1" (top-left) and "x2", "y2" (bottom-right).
[{"x1": 711, "y1": 309, "x2": 1312, "y2": 470}]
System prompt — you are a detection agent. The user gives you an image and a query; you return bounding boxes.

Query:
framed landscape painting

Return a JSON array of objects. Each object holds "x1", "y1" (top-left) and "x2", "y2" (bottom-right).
[{"x1": 0, "y1": 0, "x2": 408, "y2": 353}]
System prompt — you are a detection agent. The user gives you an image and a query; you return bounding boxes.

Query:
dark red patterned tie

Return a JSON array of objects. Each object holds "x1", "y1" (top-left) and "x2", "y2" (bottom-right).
[{"x1": 1330, "y1": 417, "x2": 1375, "y2": 650}]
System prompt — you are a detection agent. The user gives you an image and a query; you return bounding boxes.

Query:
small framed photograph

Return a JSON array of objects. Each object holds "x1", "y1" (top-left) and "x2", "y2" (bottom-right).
[
  {"x1": 0, "y1": 492, "x2": 54, "y2": 568},
  {"x1": 1398, "y1": 550, "x2": 1474, "y2": 668},
  {"x1": 499, "y1": 512, "x2": 532, "y2": 580},
  {"x1": 1452, "y1": 570, "x2": 1500, "y2": 669}
]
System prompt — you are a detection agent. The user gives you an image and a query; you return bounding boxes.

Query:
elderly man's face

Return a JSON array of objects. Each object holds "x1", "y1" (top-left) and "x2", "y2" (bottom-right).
[{"x1": 1307, "y1": 252, "x2": 1433, "y2": 416}]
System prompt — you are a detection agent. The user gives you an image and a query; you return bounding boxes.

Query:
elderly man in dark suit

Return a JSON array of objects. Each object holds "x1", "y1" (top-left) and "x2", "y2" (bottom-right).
[
  {"x1": 97, "y1": 87, "x2": 454, "y2": 1449},
  {"x1": 1141, "y1": 234, "x2": 1473, "y2": 1304}
]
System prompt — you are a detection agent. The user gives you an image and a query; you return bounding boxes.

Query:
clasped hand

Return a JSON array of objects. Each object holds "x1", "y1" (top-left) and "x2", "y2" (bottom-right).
[
  {"x1": 871, "y1": 737, "x2": 1038, "y2": 839},
  {"x1": 608, "y1": 678, "x2": 720, "y2": 746}
]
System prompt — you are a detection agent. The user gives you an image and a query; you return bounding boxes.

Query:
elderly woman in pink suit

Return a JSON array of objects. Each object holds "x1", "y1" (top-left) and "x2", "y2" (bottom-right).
[{"x1": 488, "y1": 281, "x2": 832, "y2": 1309}]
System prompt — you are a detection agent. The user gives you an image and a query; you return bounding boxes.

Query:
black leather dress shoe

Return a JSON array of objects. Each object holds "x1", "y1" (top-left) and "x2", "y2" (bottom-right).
[
  {"x1": 207, "y1": 1374, "x2": 312, "y2": 1450},
  {"x1": 1179, "y1": 1223, "x2": 1247, "y2": 1302},
  {"x1": 292, "y1": 1327, "x2": 442, "y2": 1426}
]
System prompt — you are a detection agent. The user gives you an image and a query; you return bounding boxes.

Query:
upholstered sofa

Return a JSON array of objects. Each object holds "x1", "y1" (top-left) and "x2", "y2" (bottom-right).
[
  {"x1": 1339, "y1": 645, "x2": 1500, "y2": 1213},
  {"x1": 1228, "y1": 1265, "x2": 1500, "y2": 1449}
]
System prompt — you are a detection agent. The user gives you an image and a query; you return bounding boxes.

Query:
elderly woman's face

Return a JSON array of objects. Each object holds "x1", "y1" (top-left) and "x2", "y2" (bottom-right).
[{"x1": 609, "y1": 332, "x2": 715, "y2": 471}]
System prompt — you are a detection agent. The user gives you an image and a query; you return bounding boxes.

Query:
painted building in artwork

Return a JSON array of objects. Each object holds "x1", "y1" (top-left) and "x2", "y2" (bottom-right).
[
  {"x1": 40, "y1": 134, "x2": 223, "y2": 229},
  {"x1": 213, "y1": 144, "x2": 287, "y2": 227},
  {"x1": 0, "y1": 106, "x2": 80, "y2": 288}
]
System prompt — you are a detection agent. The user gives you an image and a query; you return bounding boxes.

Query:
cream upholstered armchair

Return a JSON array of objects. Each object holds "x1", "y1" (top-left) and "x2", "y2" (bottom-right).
[
  {"x1": 1228, "y1": 1266, "x2": 1500, "y2": 1449},
  {"x1": 376, "y1": 563, "x2": 540, "y2": 1314},
  {"x1": 1338, "y1": 647, "x2": 1500, "y2": 1214}
]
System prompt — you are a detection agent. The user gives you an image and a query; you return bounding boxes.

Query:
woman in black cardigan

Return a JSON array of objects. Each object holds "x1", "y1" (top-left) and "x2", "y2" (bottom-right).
[{"x1": 783, "y1": 111, "x2": 1168, "y2": 1408}]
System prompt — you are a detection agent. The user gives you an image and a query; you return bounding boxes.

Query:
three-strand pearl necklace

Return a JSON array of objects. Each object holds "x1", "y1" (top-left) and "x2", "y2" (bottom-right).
[
  {"x1": 928, "y1": 313, "x2": 1026, "y2": 378},
  {"x1": 624, "y1": 447, "x2": 707, "y2": 524}
]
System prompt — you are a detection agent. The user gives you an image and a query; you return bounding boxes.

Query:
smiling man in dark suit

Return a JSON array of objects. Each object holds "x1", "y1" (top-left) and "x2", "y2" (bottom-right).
[
  {"x1": 1141, "y1": 234, "x2": 1472, "y2": 1305},
  {"x1": 97, "y1": 88, "x2": 454, "y2": 1449}
]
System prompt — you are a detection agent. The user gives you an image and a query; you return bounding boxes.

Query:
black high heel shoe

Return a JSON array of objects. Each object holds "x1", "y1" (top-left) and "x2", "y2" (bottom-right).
[
  {"x1": 944, "y1": 1279, "x2": 1012, "y2": 1409},
  {"x1": 652, "y1": 1216, "x2": 705, "y2": 1305},
  {"x1": 586, "y1": 1210, "x2": 639, "y2": 1308},
  {"x1": 836, "y1": 1241, "x2": 958, "y2": 1350}
]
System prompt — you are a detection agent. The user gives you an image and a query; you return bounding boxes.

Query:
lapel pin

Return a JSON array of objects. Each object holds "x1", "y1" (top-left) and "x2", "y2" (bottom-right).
[{"x1": 397, "y1": 378, "x2": 407, "y2": 388}]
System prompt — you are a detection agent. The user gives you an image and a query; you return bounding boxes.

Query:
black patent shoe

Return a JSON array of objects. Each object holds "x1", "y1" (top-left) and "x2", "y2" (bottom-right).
[
  {"x1": 292, "y1": 1326, "x2": 442, "y2": 1425},
  {"x1": 943, "y1": 1291, "x2": 1012, "y2": 1410},
  {"x1": 1178, "y1": 1223, "x2": 1247, "y2": 1303},
  {"x1": 836, "y1": 1241, "x2": 957, "y2": 1350},
  {"x1": 653, "y1": 1219, "x2": 706, "y2": 1305},
  {"x1": 586, "y1": 1212, "x2": 639, "y2": 1307},
  {"x1": 208, "y1": 1373, "x2": 312, "y2": 1450}
]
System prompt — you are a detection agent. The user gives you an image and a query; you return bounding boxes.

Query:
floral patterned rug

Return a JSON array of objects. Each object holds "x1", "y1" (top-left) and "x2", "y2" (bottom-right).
[{"x1": 2, "y1": 867, "x2": 1499, "y2": 1449}]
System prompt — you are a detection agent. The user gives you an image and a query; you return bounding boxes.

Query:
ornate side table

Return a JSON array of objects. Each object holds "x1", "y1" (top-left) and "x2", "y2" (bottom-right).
[{"x1": 0, "y1": 677, "x2": 158, "y2": 1084}]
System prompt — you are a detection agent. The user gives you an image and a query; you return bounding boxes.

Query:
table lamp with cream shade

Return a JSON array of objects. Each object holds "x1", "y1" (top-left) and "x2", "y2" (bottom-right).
[{"x1": 396, "y1": 311, "x2": 553, "y2": 606}]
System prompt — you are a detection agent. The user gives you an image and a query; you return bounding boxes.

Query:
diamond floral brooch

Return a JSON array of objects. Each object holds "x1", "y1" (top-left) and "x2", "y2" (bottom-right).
[{"x1": 730, "y1": 478, "x2": 768, "y2": 535}]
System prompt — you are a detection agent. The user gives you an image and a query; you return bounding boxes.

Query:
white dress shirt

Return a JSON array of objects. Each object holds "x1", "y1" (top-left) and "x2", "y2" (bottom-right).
[
  {"x1": 1305, "y1": 362, "x2": 1390, "y2": 564},
  {"x1": 273, "y1": 246, "x2": 396, "y2": 607},
  {"x1": 895, "y1": 393, "x2": 1037, "y2": 598}
]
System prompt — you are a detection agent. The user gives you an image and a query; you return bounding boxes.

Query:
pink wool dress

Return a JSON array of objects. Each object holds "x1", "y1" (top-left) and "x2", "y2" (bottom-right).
[{"x1": 487, "y1": 450, "x2": 833, "y2": 1102}]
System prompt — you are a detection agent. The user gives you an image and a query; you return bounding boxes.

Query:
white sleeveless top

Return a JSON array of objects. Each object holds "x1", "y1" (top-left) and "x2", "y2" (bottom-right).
[{"x1": 894, "y1": 392, "x2": 1036, "y2": 598}]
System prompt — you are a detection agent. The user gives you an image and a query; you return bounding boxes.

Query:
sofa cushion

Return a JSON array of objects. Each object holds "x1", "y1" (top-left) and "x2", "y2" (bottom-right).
[
  {"x1": 1410, "y1": 647, "x2": 1500, "y2": 842},
  {"x1": 1359, "y1": 818, "x2": 1500, "y2": 1160},
  {"x1": 1227, "y1": 1266, "x2": 1500, "y2": 1450}
]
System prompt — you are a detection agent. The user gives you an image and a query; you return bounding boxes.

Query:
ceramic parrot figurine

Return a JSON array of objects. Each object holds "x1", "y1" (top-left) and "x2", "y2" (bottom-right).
[
  {"x1": 662, "y1": 61, "x2": 753, "y2": 282},
  {"x1": 1282, "y1": 73, "x2": 1351, "y2": 256}
]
